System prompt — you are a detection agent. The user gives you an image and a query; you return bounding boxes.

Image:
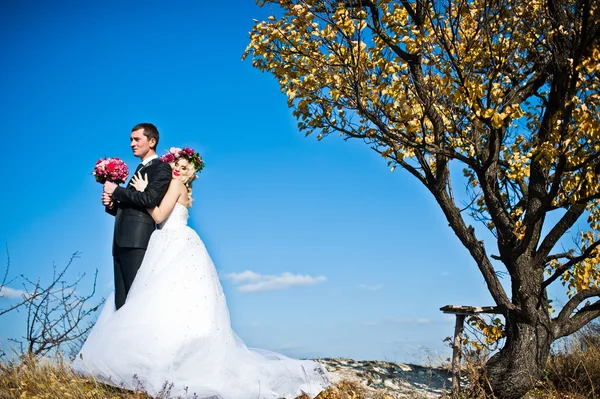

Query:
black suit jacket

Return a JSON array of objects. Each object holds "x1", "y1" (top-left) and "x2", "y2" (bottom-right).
[{"x1": 106, "y1": 158, "x2": 172, "y2": 251}]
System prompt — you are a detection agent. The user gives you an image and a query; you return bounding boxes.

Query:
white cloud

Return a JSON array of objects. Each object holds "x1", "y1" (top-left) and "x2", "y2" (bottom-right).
[
  {"x1": 0, "y1": 285, "x2": 26, "y2": 299},
  {"x1": 224, "y1": 270, "x2": 326, "y2": 293},
  {"x1": 358, "y1": 283, "x2": 383, "y2": 291},
  {"x1": 223, "y1": 270, "x2": 263, "y2": 283}
]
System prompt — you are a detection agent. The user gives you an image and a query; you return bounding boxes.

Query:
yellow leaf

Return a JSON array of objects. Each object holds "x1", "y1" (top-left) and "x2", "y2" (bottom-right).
[{"x1": 491, "y1": 112, "x2": 503, "y2": 129}]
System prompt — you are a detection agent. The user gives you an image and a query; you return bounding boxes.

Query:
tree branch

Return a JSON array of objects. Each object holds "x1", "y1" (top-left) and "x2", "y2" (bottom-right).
[
  {"x1": 361, "y1": 0, "x2": 417, "y2": 63},
  {"x1": 432, "y1": 188, "x2": 512, "y2": 308},
  {"x1": 535, "y1": 203, "x2": 587, "y2": 262},
  {"x1": 554, "y1": 290, "x2": 600, "y2": 338},
  {"x1": 543, "y1": 241, "x2": 600, "y2": 288}
]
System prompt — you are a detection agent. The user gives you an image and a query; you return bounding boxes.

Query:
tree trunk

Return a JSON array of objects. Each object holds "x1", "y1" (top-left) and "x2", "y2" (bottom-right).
[{"x1": 485, "y1": 315, "x2": 553, "y2": 399}]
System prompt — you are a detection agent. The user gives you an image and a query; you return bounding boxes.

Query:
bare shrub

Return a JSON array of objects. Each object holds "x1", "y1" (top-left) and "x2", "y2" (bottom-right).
[{"x1": 0, "y1": 247, "x2": 103, "y2": 358}]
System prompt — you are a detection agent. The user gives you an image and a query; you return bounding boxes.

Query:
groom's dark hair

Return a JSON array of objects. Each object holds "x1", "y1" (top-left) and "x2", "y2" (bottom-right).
[{"x1": 132, "y1": 123, "x2": 159, "y2": 150}]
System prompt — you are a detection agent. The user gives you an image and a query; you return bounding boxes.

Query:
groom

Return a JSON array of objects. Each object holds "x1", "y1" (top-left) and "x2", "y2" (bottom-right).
[{"x1": 102, "y1": 123, "x2": 173, "y2": 310}]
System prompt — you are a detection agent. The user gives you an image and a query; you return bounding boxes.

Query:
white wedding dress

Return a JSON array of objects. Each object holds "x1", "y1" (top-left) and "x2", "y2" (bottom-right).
[{"x1": 72, "y1": 203, "x2": 330, "y2": 398}]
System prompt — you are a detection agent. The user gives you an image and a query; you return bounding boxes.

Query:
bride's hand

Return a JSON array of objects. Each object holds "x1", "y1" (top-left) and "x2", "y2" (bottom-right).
[{"x1": 130, "y1": 172, "x2": 149, "y2": 192}]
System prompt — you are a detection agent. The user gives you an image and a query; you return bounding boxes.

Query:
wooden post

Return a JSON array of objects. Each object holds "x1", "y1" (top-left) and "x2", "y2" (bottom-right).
[
  {"x1": 440, "y1": 305, "x2": 501, "y2": 397},
  {"x1": 451, "y1": 314, "x2": 465, "y2": 395}
]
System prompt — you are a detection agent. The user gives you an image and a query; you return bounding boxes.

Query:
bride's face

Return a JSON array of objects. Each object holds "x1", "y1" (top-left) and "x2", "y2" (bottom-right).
[{"x1": 173, "y1": 159, "x2": 193, "y2": 182}]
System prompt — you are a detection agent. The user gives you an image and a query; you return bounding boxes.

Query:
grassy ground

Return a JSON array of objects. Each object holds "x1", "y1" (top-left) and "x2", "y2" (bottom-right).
[
  {"x1": 1, "y1": 323, "x2": 598, "y2": 399},
  {"x1": 531, "y1": 322, "x2": 600, "y2": 399}
]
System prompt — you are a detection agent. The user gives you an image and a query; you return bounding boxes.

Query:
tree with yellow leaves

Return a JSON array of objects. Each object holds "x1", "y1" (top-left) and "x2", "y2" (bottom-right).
[{"x1": 244, "y1": 0, "x2": 600, "y2": 397}]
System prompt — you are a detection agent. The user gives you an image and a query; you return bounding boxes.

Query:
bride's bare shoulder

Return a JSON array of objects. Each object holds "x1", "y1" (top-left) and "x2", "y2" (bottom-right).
[
  {"x1": 165, "y1": 179, "x2": 186, "y2": 198},
  {"x1": 172, "y1": 179, "x2": 188, "y2": 195}
]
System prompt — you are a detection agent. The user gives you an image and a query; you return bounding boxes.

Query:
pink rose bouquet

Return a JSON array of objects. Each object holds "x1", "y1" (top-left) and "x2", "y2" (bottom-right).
[{"x1": 93, "y1": 157, "x2": 129, "y2": 184}]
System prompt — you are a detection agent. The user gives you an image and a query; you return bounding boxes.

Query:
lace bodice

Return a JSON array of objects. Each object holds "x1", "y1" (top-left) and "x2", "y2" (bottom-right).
[{"x1": 158, "y1": 202, "x2": 189, "y2": 230}]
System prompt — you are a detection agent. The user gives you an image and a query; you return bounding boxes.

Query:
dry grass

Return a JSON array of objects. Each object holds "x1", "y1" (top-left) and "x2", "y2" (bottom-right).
[
  {"x1": 451, "y1": 322, "x2": 600, "y2": 399},
  {"x1": 532, "y1": 322, "x2": 600, "y2": 399},
  {"x1": 0, "y1": 354, "x2": 151, "y2": 399}
]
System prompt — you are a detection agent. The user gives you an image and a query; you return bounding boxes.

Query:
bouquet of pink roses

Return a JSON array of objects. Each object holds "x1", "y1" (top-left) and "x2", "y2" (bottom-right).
[{"x1": 93, "y1": 157, "x2": 129, "y2": 184}]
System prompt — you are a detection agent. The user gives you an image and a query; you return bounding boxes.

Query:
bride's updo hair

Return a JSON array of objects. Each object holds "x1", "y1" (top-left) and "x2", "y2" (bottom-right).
[{"x1": 160, "y1": 147, "x2": 204, "y2": 207}]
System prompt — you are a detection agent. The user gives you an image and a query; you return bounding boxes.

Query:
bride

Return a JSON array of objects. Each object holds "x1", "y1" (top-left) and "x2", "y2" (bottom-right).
[{"x1": 72, "y1": 148, "x2": 330, "y2": 399}]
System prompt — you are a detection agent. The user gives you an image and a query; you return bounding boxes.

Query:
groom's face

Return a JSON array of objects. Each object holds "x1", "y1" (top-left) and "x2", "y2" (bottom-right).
[{"x1": 130, "y1": 129, "x2": 155, "y2": 159}]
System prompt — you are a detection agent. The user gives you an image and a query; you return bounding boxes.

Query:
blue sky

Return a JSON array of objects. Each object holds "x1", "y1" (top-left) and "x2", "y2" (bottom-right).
[{"x1": 0, "y1": 1, "x2": 574, "y2": 364}]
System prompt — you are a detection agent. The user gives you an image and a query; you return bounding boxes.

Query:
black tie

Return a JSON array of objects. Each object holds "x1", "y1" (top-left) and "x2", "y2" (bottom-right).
[
  {"x1": 134, "y1": 162, "x2": 144, "y2": 174},
  {"x1": 128, "y1": 163, "x2": 144, "y2": 187}
]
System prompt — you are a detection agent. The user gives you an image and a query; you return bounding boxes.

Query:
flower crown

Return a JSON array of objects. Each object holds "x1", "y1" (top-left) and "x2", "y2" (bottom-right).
[{"x1": 160, "y1": 147, "x2": 204, "y2": 173}]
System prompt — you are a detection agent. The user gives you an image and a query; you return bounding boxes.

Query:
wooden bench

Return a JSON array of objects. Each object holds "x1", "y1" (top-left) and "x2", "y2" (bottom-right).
[{"x1": 440, "y1": 304, "x2": 503, "y2": 394}]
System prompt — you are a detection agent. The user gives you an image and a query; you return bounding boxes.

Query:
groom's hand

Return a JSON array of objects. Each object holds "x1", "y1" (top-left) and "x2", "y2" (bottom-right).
[
  {"x1": 102, "y1": 192, "x2": 113, "y2": 207},
  {"x1": 104, "y1": 181, "x2": 117, "y2": 195}
]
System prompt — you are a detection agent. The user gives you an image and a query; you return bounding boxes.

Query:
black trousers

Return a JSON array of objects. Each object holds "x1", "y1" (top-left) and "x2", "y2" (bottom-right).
[{"x1": 113, "y1": 245, "x2": 146, "y2": 309}]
